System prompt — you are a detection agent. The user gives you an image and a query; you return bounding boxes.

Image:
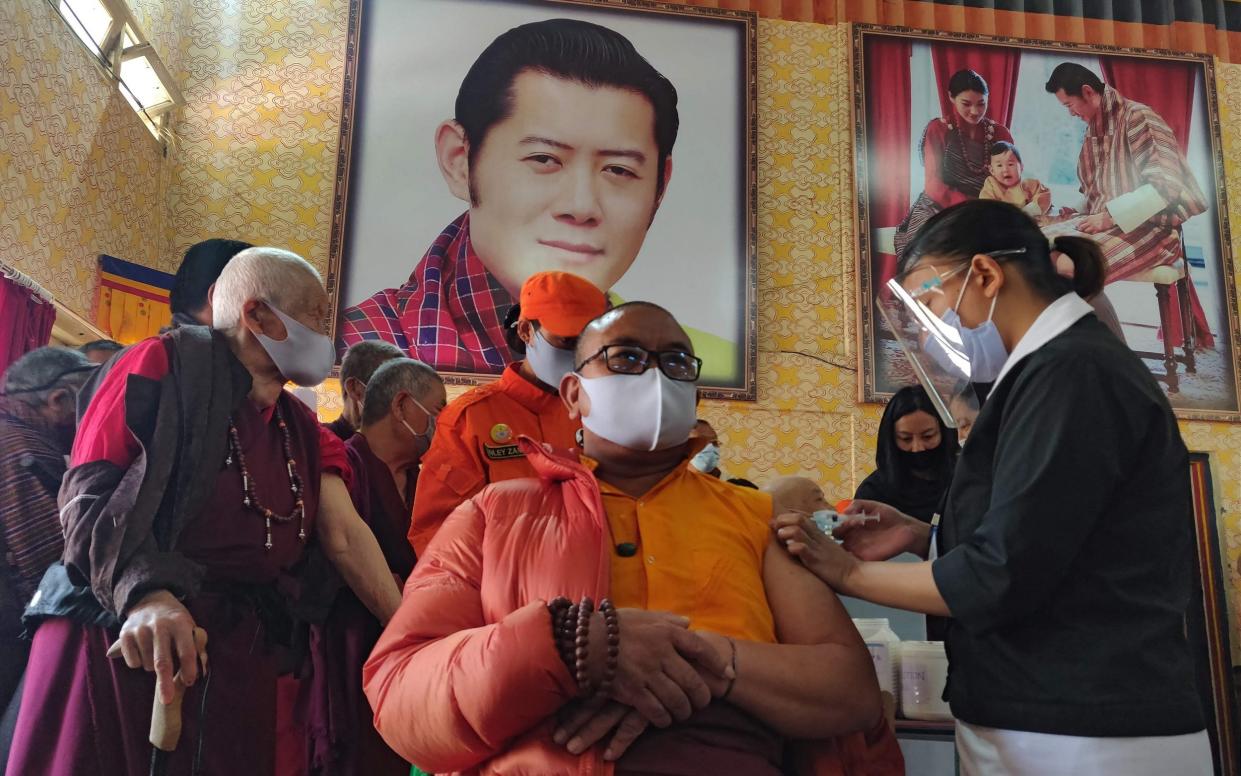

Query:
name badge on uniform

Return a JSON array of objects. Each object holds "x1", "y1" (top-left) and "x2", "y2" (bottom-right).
[{"x1": 483, "y1": 443, "x2": 524, "y2": 461}]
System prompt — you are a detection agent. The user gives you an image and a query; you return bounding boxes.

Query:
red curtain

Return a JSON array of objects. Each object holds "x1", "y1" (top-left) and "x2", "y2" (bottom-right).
[
  {"x1": 931, "y1": 43, "x2": 1022, "y2": 129},
  {"x1": 1102, "y1": 57, "x2": 1204, "y2": 346},
  {"x1": 864, "y1": 36, "x2": 912, "y2": 288},
  {"x1": 1100, "y1": 57, "x2": 1196, "y2": 155},
  {"x1": 0, "y1": 274, "x2": 56, "y2": 374}
]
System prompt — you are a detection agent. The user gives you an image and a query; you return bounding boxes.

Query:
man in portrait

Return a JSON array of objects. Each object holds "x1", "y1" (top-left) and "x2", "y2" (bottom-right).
[
  {"x1": 338, "y1": 18, "x2": 737, "y2": 379},
  {"x1": 1045, "y1": 62, "x2": 1213, "y2": 345}
]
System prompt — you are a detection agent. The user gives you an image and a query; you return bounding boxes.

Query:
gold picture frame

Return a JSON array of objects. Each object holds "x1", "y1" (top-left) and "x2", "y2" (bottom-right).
[
  {"x1": 852, "y1": 24, "x2": 1241, "y2": 421},
  {"x1": 326, "y1": 0, "x2": 759, "y2": 400}
]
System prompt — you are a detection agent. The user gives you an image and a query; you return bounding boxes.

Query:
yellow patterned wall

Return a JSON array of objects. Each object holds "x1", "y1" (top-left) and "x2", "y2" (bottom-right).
[
  {"x1": 6, "y1": 0, "x2": 1241, "y2": 652},
  {"x1": 1193, "y1": 60, "x2": 1241, "y2": 651},
  {"x1": 128, "y1": 0, "x2": 186, "y2": 85},
  {"x1": 726, "y1": 23, "x2": 1241, "y2": 654},
  {"x1": 162, "y1": 0, "x2": 347, "y2": 274},
  {"x1": 0, "y1": 0, "x2": 169, "y2": 315},
  {"x1": 707, "y1": 21, "x2": 881, "y2": 501}
]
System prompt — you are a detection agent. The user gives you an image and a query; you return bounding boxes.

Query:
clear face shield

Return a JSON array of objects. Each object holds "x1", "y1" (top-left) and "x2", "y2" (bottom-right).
[
  {"x1": 877, "y1": 265, "x2": 976, "y2": 430},
  {"x1": 877, "y1": 255, "x2": 1003, "y2": 432},
  {"x1": 878, "y1": 248, "x2": 1026, "y2": 430}
]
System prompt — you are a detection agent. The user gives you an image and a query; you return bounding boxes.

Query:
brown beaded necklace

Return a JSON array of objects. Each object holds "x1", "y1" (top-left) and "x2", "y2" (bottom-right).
[
  {"x1": 948, "y1": 118, "x2": 995, "y2": 175},
  {"x1": 225, "y1": 404, "x2": 306, "y2": 550}
]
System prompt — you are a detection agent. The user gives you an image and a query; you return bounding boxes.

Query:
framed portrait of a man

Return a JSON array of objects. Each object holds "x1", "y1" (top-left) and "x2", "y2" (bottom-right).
[
  {"x1": 853, "y1": 25, "x2": 1241, "y2": 420},
  {"x1": 327, "y1": 0, "x2": 758, "y2": 399}
]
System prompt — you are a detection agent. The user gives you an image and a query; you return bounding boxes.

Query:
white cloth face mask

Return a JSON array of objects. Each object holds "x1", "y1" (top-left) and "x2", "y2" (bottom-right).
[{"x1": 575, "y1": 368, "x2": 697, "y2": 452}]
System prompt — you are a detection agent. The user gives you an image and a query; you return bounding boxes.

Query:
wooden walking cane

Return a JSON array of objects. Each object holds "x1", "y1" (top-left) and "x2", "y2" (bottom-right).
[{"x1": 108, "y1": 627, "x2": 209, "y2": 776}]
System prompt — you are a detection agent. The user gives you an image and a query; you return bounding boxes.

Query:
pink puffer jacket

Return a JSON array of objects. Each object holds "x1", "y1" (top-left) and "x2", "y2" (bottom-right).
[{"x1": 363, "y1": 439, "x2": 903, "y2": 775}]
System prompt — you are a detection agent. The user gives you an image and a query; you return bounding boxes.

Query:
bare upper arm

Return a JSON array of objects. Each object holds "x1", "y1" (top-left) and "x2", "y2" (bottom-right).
[
  {"x1": 318, "y1": 473, "x2": 358, "y2": 554},
  {"x1": 763, "y1": 537, "x2": 864, "y2": 650}
]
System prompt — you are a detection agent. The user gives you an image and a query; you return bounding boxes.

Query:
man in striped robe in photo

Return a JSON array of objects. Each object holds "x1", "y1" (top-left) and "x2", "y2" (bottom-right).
[{"x1": 1045, "y1": 62, "x2": 1214, "y2": 347}]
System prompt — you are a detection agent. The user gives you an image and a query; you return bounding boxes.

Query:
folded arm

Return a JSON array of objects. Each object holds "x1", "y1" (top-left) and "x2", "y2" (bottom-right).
[
  {"x1": 921, "y1": 122, "x2": 971, "y2": 209},
  {"x1": 1033, "y1": 181, "x2": 1052, "y2": 214},
  {"x1": 1106, "y1": 110, "x2": 1206, "y2": 231},
  {"x1": 363, "y1": 498, "x2": 576, "y2": 773}
]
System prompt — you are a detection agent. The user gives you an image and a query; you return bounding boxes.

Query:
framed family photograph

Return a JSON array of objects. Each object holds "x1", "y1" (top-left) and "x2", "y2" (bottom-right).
[
  {"x1": 852, "y1": 24, "x2": 1241, "y2": 420},
  {"x1": 327, "y1": 0, "x2": 759, "y2": 399}
]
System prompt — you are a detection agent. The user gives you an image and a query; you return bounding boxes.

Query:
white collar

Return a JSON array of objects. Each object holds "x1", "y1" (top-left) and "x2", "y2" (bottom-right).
[{"x1": 990, "y1": 293, "x2": 1093, "y2": 391}]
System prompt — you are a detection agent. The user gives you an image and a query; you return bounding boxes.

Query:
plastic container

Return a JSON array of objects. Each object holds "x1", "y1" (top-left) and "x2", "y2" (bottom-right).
[
  {"x1": 852, "y1": 618, "x2": 900, "y2": 697},
  {"x1": 898, "y1": 640, "x2": 953, "y2": 721}
]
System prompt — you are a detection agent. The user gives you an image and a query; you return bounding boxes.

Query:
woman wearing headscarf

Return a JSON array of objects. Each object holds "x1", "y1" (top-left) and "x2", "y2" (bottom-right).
[{"x1": 854, "y1": 385, "x2": 959, "y2": 524}]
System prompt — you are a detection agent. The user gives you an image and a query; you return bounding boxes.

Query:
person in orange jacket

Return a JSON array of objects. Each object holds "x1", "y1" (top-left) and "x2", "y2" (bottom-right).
[
  {"x1": 407, "y1": 271, "x2": 609, "y2": 555},
  {"x1": 366, "y1": 302, "x2": 901, "y2": 776}
]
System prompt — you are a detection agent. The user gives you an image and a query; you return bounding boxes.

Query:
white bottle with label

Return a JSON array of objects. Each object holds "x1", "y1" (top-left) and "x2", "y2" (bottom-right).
[
  {"x1": 898, "y1": 640, "x2": 953, "y2": 721},
  {"x1": 852, "y1": 618, "x2": 900, "y2": 698}
]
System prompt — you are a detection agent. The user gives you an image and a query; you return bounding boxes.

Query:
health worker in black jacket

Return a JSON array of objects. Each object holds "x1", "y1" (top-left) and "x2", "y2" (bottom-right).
[{"x1": 775, "y1": 199, "x2": 1210, "y2": 775}]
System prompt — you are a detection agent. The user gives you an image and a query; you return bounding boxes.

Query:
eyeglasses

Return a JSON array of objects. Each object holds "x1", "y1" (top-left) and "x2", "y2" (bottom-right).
[
  {"x1": 576, "y1": 345, "x2": 702, "y2": 382},
  {"x1": 899, "y1": 248, "x2": 1027, "y2": 301}
]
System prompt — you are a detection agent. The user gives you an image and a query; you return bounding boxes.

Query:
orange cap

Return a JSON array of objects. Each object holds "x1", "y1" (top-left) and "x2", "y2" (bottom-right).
[{"x1": 518, "y1": 271, "x2": 608, "y2": 338}]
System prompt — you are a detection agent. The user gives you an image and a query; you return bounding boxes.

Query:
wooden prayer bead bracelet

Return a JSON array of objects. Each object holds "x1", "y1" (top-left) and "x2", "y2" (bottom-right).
[{"x1": 549, "y1": 596, "x2": 620, "y2": 698}]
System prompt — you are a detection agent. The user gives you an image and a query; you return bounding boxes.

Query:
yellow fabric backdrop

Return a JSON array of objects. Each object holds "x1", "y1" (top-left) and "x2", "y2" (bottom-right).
[{"x1": 97, "y1": 255, "x2": 173, "y2": 343}]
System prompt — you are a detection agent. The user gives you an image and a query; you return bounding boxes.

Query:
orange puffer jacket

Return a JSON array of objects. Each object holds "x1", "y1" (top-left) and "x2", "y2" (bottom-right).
[{"x1": 363, "y1": 439, "x2": 904, "y2": 776}]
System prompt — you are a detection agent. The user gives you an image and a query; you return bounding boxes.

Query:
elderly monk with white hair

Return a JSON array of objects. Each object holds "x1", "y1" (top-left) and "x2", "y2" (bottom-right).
[{"x1": 7, "y1": 248, "x2": 402, "y2": 776}]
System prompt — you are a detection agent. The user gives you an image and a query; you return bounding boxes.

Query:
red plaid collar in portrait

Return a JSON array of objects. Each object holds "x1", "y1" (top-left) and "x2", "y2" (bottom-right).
[{"x1": 337, "y1": 213, "x2": 515, "y2": 374}]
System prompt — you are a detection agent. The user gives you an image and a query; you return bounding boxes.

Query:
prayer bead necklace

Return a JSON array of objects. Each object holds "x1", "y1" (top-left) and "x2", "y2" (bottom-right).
[
  {"x1": 225, "y1": 404, "x2": 306, "y2": 550},
  {"x1": 948, "y1": 118, "x2": 995, "y2": 176}
]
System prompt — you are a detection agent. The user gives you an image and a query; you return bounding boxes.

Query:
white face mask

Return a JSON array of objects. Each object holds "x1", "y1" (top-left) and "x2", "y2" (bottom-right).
[
  {"x1": 253, "y1": 302, "x2": 336, "y2": 387},
  {"x1": 690, "y1": 442, "x2": 721, "y2": 473},
  {"x1": 525, "y1": 328, "x2": 577, "y2": 389},
  {"x1": 399, "y1": 394, "x2": 436, "y2": 457},
  {"x1": 575, "y1": 368, "x2": 697, "y2": 452},
  {"x1": 399, "y1": 394, "x2": 437, "y2": 440},
  {"x1": 942, "y1": 267, "x2": 1008, "y2": 383}
]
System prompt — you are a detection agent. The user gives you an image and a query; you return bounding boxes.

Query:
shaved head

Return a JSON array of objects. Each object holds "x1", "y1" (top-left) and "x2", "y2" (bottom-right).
[
  {"x1": 211, "y1": 247, "x2": 326, "y2": 330},
  {"x1": 763, "y1": 476, "x2": 830, "y2": 516},
  {"x1": 573, "y1": 301, "x2": 691, "y2": 368}
]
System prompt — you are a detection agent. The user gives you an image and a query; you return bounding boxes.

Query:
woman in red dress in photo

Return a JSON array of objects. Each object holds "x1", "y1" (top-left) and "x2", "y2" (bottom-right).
[{"x1": 894, "y1": 69, "x2": 1014, "y2": 260}]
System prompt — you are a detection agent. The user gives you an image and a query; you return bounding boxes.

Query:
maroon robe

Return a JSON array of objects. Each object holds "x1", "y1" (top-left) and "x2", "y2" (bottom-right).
[
  {"x1": 302, "y1": 434, "x2": 413, "y2": 776},
  {"x1": 6, "y1": 392, "x2": 324, "y2": 776}
]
